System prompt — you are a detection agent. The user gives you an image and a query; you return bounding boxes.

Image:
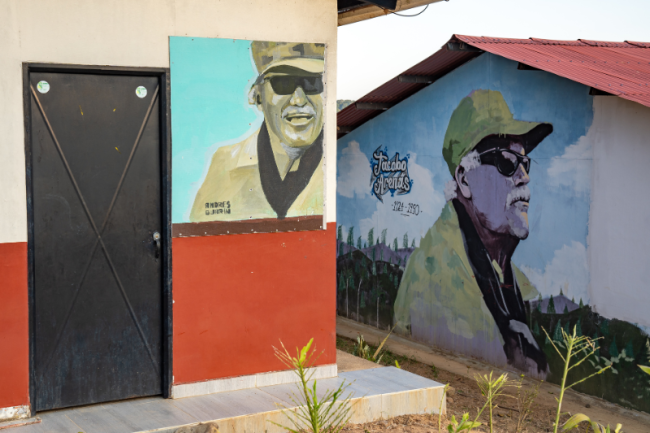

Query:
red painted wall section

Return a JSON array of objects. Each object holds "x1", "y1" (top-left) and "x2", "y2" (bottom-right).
[
  {"x1": 172, "y1": 222, "x2": 337, "y2": 384},
  {"x1": 0, "y1": 242, "x2": 29, "y2": 408}
]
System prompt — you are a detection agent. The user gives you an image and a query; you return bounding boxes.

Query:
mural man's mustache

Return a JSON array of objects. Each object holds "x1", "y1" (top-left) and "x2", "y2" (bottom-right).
[
  {"x1": 282, "y1": 105, "x2": 316, "y2": 119},
  {"x1": 507, "y1": 186, "x2": 531, "y2": 207}
]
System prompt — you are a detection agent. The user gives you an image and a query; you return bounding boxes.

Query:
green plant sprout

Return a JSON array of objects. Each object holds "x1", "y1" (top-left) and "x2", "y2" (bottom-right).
[
  {"x1": 562, "y1": 413, "x2": 622, "y2": 433},
  {"x1": 446, "y1": 413, "x2": 481, "y2": 433},
  {"x1": 474, "y1": 372, "x2": 511, "y2": 433},
  {"x1": 513, "y1": 375, "x2": 541, "y2": 433},
  {"x1": 542, "y1": 326, "x2": 611, "y2": 433},
  {"x1": 354, "y1": 326, "x2": 395, "y2": 364},
  {"x1": 272, "y1": 339, "x2": 353, "y2": 433}
]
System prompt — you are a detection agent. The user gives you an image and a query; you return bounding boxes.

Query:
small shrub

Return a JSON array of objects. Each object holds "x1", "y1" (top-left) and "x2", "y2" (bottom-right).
[
  {"x1": 474, "y1": 372, "x2": 511, "y2": 433},
  {"x1": 354, "y1": 327, "x2": 395, "y2": 364},
  {"x1": 513, "y1": 375, "x2": 541, "y2": 433},
  {"x1": 272, "y1": 339, "x2": 353, "y2": 433},
  {"x1": 542, "y1": 326, "x2": 611, "y2": 433}
]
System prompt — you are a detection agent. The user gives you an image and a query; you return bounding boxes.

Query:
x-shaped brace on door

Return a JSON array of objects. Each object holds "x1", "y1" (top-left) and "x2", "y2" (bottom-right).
[{"x1": 31, "y1": 84, "x2": 161, "y2": 382}]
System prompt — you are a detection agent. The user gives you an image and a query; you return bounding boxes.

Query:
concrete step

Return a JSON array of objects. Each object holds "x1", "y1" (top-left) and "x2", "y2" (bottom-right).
[{"x1": 10, "y1": 367, "x2": 445, "y2": 433}]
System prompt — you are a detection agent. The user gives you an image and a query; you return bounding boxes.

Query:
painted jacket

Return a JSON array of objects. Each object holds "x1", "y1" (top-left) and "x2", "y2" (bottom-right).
[
  {"x1": 393, "y1": 201, "x2": 539, "y2": 370},
  {"x1": 190, "y1": 128, "x2": 324, "y2": 222}
]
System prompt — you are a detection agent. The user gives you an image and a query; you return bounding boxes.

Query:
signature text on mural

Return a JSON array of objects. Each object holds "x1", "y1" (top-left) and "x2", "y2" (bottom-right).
[
  {"x1": 392, "y1": 201, "x2": 420, "y2": 216},
  {"x1": 371, "y1": 147, "x2": 412, "y2": 202}
]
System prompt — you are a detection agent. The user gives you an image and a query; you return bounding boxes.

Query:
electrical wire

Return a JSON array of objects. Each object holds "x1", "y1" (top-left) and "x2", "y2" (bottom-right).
[{"x1": 390, "y1": 4, "x2": 429, "y2": 17}]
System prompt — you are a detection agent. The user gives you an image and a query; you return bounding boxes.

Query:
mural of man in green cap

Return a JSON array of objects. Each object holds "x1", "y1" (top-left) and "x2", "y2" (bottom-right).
[
  {"x1": 393, "y1": 89, "x2": 553, "y2": 377},
  {"x1": 190, "y1": 41, "x2": 325, "y2": 222}
]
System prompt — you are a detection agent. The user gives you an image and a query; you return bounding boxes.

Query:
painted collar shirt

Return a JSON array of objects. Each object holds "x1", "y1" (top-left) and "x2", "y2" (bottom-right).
[
  {"x1": 393, "y1": 200, "x2": 545, "y2": 377},
  {"x1": 190, "y1": 125, "x2": 324, "y2": 222}
]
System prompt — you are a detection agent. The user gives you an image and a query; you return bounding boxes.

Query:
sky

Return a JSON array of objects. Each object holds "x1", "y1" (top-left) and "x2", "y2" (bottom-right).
[{"x1": 337, "y1": 0, "x2": 650, "y2": 100}]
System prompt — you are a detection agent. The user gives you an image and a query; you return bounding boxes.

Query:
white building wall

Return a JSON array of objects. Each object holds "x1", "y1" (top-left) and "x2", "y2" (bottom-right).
[
  {"x1": 0, "y1": 0, "x2": 338, "y2": 244},
  {"x1": 589, "y1": 96, "x2": 650, "y2": 330}
]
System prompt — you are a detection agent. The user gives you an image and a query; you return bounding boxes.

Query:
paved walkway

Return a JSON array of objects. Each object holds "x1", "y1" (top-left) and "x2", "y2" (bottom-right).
[{"x1": 1, "y1": 366, "x2": 444, "y2": 433}]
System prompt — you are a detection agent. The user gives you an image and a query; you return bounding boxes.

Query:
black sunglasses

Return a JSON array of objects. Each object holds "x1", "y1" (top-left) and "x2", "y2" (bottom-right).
[
  {"x1": 264, "y1": 75, "x2": 324, "y2": 95},
  {"x1": 479, "y1": 148, "x2": 531, "y2": 177}
]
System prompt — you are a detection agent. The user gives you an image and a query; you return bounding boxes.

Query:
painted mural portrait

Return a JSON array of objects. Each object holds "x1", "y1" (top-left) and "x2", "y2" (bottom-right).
[
  {"x1": 336, "y1": 53, "x2": 650, "y2": 411},
  {"x1": 394, "y1": 90, "x2": 553, "y2": 377},
  {"x1": 189, "y1": 41, "x2": 325, "y2": 222}
]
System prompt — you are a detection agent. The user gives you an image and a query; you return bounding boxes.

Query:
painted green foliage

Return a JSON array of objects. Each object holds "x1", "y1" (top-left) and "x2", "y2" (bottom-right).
[
  {"x1": 336, "y1": 225, "x2": 414, "y2": 329},
  {"x1": 532, "y1": 305, "x2": 650, "y2": 413}
]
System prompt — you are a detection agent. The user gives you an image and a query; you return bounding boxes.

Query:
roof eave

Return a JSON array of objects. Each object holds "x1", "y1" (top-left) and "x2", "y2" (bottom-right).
[{"x1": 338, "y1": 0, "x2": 445, "y2": 26}]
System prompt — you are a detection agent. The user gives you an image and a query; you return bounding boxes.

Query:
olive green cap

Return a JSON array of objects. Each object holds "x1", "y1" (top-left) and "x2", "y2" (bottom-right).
[
  {"x1": 251, "y1": 41, "x2": 325, "y2": 75},
  {"x1": 442, "y1": 89, "x2": 553, "y2": 177}
]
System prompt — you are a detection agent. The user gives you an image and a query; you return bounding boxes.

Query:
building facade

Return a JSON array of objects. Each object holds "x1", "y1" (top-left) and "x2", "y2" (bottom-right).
[
  {"x1": 336, "y1": 38, "x2": 650, "y2": 413},
  {"x1": 0, "y1": 0, "x2": 340, "y2": 419}
]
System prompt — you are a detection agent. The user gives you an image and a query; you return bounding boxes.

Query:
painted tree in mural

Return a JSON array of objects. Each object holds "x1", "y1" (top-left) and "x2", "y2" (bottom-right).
[
  {"x1": 345, "y1": 272, "x2": 353, "y2": 317},
  {"x1": 625, "y1": 341, "x2": 634, "y2": 358},
  {"x1": 393, "y1": 238, "x2": 398, "y2": 252},
  {"x1": 553, "y1": 320, "x2": 563, "y2": 341},
  {"x1": 347, "y1": 227, "x2": 354, "y2": 248},
  {"x1": 367, "y1": 228, "x2": 374, "y2": 247},
  {"x1": 547, "y1": 295, "x2": 556, "y2": 314},
  {"x1": 357, "y1": 236, "x2": 362, "y2": 250},
  {"x1": 600, "y1": 319, "x2": 609, "y2": 336},
  {"x1": 533, "y1": 320, "x2": 540, "y2": 336},
  {"x1": 337, "y1": 225, "x2": 343, "y2": 257},
  {"x1": 403, "y1": 233, "x2": 408, "y2": 249},
  {"x1": 610, "y1": 338, "x2": 619, "y2": 357},
  {"x1": 381, "y1": 229, "x2": 387, "y2": 245}
]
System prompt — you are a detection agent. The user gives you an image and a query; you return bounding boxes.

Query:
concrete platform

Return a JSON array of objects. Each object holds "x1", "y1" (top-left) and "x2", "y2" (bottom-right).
[{"x1": 3, "y1": 367, "x2": 445, "y2": 433}]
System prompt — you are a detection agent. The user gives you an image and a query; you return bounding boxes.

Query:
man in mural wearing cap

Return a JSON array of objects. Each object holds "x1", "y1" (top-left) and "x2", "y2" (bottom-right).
[
  {"x1": 190, "y1": 42, "x2": 325, "y2": 222},
  {"x1": 393, "y1": 90, "x2": 553, "y2": 377}
]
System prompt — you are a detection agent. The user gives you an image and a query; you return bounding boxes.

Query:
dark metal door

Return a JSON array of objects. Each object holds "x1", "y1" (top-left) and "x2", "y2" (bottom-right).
[{"x1": 29, "y1": 72, "x2": 163, "y2": 411}]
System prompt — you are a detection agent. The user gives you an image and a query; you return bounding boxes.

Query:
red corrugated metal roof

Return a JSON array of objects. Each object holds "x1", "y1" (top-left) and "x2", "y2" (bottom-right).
[{"x1": 337, "y1": 35, "x2": 650, "y2": 138}]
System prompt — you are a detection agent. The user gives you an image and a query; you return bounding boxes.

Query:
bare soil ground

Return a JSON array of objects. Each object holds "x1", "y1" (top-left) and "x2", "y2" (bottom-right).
[
  {"x1": 338, "y1": 336, "x2": 597, "y2": 433},
  {"x1": 336, "y1": 317, "x2": 650, "y2": 433}
]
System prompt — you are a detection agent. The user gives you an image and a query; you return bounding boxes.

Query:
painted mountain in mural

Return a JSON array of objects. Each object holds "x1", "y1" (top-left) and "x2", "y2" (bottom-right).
[{"x1": 530, "y1": 294, "x2": 580, "y2": 314}]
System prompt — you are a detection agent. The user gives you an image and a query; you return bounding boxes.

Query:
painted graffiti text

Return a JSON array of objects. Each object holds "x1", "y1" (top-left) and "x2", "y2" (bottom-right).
[{"x1": 371, "y1": 147, "x2": 412, "y2": 202}]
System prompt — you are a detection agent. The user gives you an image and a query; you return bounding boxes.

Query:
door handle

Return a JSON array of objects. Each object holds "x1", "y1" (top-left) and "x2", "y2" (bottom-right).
[{"x1": 153, "y1": 232, "x2": 161, "y2": 259}]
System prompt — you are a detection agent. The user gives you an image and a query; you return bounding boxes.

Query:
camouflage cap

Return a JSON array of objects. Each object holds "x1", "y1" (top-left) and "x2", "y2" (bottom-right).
[
  {"x1": 251, "y1": 42, "x2": 325, "y2": 76},
  {"x1": 442, "y1": 89, "x2": 553, "y2": 177}
]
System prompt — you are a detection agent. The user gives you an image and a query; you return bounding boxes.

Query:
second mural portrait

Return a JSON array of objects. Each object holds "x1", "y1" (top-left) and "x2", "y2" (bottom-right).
[
  {"x1": 171, "y1": 37, "x2": 326, "y2": 235},
  {"x1": 337, "y1": 53, "x2": 595, "y2": 380},
  {"x1": 337, "y1": 53, "x2": 650, "y2": 412}
]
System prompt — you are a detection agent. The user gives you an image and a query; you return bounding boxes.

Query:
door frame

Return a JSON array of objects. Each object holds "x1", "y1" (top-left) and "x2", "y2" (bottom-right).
[{"x1": 22, "y1": 63, "x2": 173, "y2": 414}]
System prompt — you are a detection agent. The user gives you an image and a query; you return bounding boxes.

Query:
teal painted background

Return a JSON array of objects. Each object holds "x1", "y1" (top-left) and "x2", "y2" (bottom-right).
[{"x1": 170, "y1": 37, "x2": 263, "y2": 223}]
